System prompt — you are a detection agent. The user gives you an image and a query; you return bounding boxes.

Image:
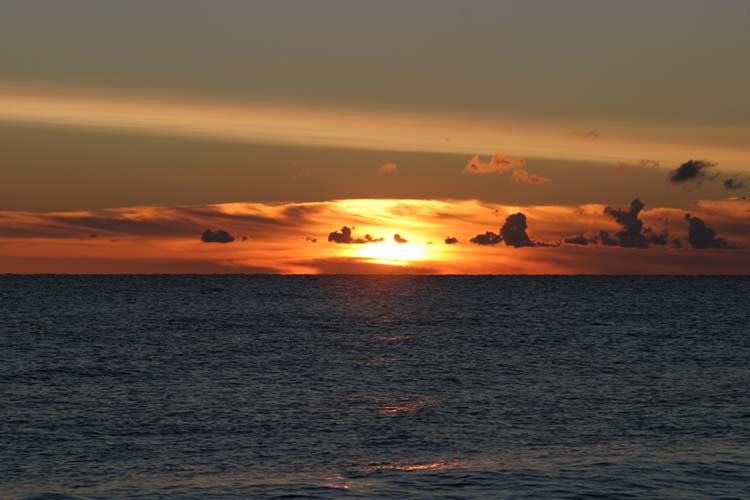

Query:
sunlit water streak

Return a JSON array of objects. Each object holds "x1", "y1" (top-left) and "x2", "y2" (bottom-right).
[{"x1": 1, "y1": 275, "x2": 749, "y2": 499}]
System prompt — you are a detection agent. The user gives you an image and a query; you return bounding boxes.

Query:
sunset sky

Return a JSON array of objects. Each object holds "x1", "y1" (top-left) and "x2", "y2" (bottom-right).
[{"x1": 1, "y1": 1, "x2": 749, "y2": 273}]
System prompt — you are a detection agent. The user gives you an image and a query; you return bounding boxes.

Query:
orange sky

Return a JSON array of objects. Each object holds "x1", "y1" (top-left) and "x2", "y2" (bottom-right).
[{"x1": 2, "y1": 198, "x2": 748, "y2": 274}]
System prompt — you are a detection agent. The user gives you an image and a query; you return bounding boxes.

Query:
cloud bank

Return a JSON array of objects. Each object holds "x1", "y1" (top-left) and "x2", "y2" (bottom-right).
[{"x1": 0, "y1": 198, "x2": 747, "y2": 274}]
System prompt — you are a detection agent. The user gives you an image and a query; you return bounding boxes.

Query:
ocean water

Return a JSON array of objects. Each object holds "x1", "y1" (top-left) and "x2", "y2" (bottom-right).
[{"x1": 1, "y1": 275, "x2": 749, "y2": 500}]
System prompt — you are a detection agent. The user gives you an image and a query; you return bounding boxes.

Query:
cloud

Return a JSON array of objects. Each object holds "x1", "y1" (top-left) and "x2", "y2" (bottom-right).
[
  {"x1": 469, "y1": 231, "x2": 502, "y2": 246},
  {"x1": 599, "y1": 230, "x2": 619, "y2": 246},
  {"x1": 668, "y1": 159, "x2": 717, "y2": 184},
  {"x1": 613, "y1": 159, "x2": 660, "y2": 175},
  {"x1": 464, "y1": 152, "x2": 525, "y2": 174},
  {"x1": 724, "y1": 178, "x2": 745, "y2": 190},
  {"x1": 684, "y1": 214, "x2": 730, "y2": 249},
  {"x1": 444, "y1": 236, "x2": 459, "y2": 244},
  {"x1": 378, "y1": 163, "x2": 398, "y2": 175},
  {"x1": 500, "y1": 212, "x2": 535, "y2": 247},
  {"x1": 327, "y1": 226, "x2": 384, "y2": 244},
  {"x1": 393, "y1": 234, "x2": 408, "y2": 243},
  {"x1": 512, "y1": 169, "x2": 551, "y2": 185},
  {"x1": 305, "y1": 236, "x2": 318, "y2": 243},
  {"x1": 646, "y1": 229, "x2": 669, "y2": 246},
  {"x1": 201, "y1": 229, "x2": 235, "y2": 243},
  {"x1": 602, "y1": 198, "x2": 650, "y2": 248},
  {"x1": 470, "y1": 212, "x2": 539, "y2": 247},
  {"x1": 564, "y1": 235, "x2": 591, "y2": 246},
  {"x1": 582, "y1": 130, "x2": 600, "y2": 140}
]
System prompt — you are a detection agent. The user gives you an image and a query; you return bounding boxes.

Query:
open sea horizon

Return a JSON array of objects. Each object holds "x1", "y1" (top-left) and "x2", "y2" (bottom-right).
[{"x1": 2, "y1": 275, "x2": 748, "y2": 499}]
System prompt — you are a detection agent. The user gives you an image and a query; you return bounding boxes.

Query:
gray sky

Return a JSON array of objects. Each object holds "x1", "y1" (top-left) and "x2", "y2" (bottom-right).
[{"x1": 2, "y1": 0, "x2": 749, "y2": 126}]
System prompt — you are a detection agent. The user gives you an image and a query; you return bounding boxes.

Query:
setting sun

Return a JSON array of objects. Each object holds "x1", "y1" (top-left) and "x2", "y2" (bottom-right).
[{"x1": 355, "y1": 240, "x2": 428, "y2": 266}]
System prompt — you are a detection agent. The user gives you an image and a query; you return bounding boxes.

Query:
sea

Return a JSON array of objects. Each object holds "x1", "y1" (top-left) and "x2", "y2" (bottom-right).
[{"x1": 1, "y1": 276, "x2": 749, "y2": 499}]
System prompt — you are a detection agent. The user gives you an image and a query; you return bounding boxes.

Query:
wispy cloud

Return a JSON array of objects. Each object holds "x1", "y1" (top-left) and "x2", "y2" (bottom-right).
[
  {"x1": 511, "y1": 169, "x2": 550, "y2": 185},
  {"x1": 378, "y1": 163, "x2": 398, "y2": 175},
  {"x1": 464, "y1": 152, "x2": 525, "y2": 174},
  {"x1": 2, "y1": 84, "x2": 749, "y2": 171}
]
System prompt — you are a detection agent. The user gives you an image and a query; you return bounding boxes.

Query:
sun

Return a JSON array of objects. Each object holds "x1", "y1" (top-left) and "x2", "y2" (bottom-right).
[{"x1": 354, "y1": 241, "x2": 427, "y2": 266}]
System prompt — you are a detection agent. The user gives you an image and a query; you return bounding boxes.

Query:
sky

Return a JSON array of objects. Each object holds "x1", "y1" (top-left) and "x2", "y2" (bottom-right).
[{"x1": 1, "y1": 1, "x2": 748, "y2": 273}]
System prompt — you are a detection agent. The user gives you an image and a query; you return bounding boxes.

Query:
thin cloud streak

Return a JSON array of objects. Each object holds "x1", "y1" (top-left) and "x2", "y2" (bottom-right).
[{"x1": 1, "y1": 84, "x2": 750, "y2": 171}]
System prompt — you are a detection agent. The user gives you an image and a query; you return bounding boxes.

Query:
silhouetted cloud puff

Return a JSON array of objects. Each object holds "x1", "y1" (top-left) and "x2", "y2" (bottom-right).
[
  {"x1": 601, "y1": 198, "x2": 651, "y2": 248},
  {"x1": 201, "y1": 229, "x2": 235, "y2": 243},
  {"x1": 464, "y1": 152, "x2": 525, "y2": 174},
  {"x1": 724, "y1": 178, "x2": 745, "y2": 190},
  {"x1": 327, "y1": 226, "x2": 384, "y2": 244},
  {"x1": 470, "y1": 231, "x2": 502, "y2": 246},
  {"x1": 306, "y1": 236, "x2": 318, "y2": 243},
  {"x1": 500, "y1": 213, "x2": 535, "y2": 247},
  {"x1": 684, "y1": 214, "x2": 729, "y2": 249},
  {"x1": 378, "y1": 163, "x2": 398, "y2": 175},
  {"x1": 470, "y1": 212, "x2": 539, "y2": 247},
  {"x1": 444, "y1": 236, "x2": 459, "y2": 245},
  {"x1": 599, "y1": 230, "x2": 619, "y2": 246},
  {"x1": 564, "y1": 235, "x2": 591, "y2": 246},
  {"x1": 512, "y1": 169, "x2": 551, "y2": 185},
  {"x1": 394, "y1": 234, "x2": 408, "y2": 243},
  {"x1": 241, "y1": 235, "x2": 249, "y2": 241},
  {"x1": 646, "y1": 229, "x2": 669, "y2": 246},
  {"x1": 668, "y1": 159, "x2": 716, "y2": 184}
]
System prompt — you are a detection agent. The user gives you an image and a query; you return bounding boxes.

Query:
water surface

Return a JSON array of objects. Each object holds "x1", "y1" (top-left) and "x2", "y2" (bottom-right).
[{"x1": 1, "y1": 276, "x2": 749, "y2": 499}]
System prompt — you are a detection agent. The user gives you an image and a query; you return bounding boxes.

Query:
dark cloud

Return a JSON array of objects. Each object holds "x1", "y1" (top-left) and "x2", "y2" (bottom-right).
[
  {"x1": 684, "y1": 214, "x2": 730, "y2": 249},
  {"x1": 668, "y1": 159, "x2": 717, "y2": 184},
  {"x1": 533, "y1": 240, "x2": 560, "y2": 248},
  {"x1": 599, "y1": 230, "x2": 619, "y2": 246},
  {"x1": 444, "y1": 236, "x2": 459, "y2": 245},
  {"x1": 201, "y1": 229, "x2": 235, "y2": 243},
  {"x1": 470, "y1": 212, "x2": 541, "y2": 248},
  {"x1": 241, "y1": 235, "x2": 249, "y2": 241},
  {"x1": 724, "y1": 178, "x2": 745, "y2": 190},
  {"x1": 394, "y1": 234, "x2": 408, "y2": 244},
  {"x1": 327, "y1": 226, "x2": 384, "y2": 244},
  {"x1": 647, "y1": 229, "x2": 669, "y2": 246},
  {"x1": 564, "y1": 235, "x2": 591, "y2": 246},
  {"x1": 469, "y1": 231, "x2": 502, "y2": 246},
  {"x1": 500, "y1": 212, "x2": 535, "y2": 247},
  {"x1": 305, "y1": 236, "x2": 318, "y2": 243},
  {"x1": 602, "y1": 198, "x2": 650, "y2": 248},
  {"x1": 182, "y1": 207, "x2": 289, "y2": 227}
]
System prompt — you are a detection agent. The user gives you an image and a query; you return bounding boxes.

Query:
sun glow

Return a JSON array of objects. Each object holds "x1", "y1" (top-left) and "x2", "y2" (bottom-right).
[{"x1": 354, "y1": 241, "x2": 427, "y2": 266}]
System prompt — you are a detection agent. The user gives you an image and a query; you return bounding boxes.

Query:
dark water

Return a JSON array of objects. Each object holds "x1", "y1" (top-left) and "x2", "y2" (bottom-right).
[{"x1": 1, "y1": 276, "x2": 749, "y2": 499}]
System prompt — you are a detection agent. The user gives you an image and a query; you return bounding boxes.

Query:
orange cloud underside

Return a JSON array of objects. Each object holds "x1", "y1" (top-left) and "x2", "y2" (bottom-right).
[{"x1": 0, "y1": 199, "x2": 748, "y2": 274}]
